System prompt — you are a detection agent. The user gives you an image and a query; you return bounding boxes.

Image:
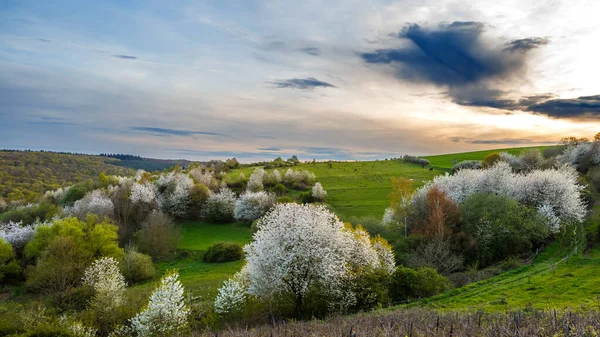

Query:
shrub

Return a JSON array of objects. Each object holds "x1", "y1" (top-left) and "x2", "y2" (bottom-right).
[
  {"x1": 120, "y1": 247, "x2": 156, "y2": 283},
  {"x1": 402, "y1": 155, "x2": 430, "y2": 166},
  {"x1": 247, "y1": 168, "x2": 266, "y2": 192},
  {"x1": 0, "y1": 238, "x2": 20, "y2": 282},
  {"x1": 299, "y1": 192, "x2": 314, "y2": 204},
  {"x1": 24, "y1": 216, "x2": 122, "y2": 295},
  {"x1": 61, "y1": 184, "x2": 88, "y2": 205},
  {"x1": 451, "y1": 160, "x2": 482, "y2": 173},
  {"x1": 204, "y1": 242, "x2": 244, "y2": 263},
  {"x1": 204, "y1": 187, "x2": 237, "y2": 223},
  {"x1": 234, "y1": 191, "x2": 276, "y2": 223},
  {"x1": 271, "y1": 183, "x2": 287, "y2": 196},
  {"x1": 137, "y1": 211, "x2": 180, "y2": 260},
  {"x1": 0, "y1": 203, "x2": 60, "y2": 225},
  {"x1": 390, "y1": 266, "x2": 450, "y2": 302},
  {"x1": 482, "y1": 152, "x2": 501, "y2": 168},
  {"x1": 311, "y1": 182, "x2": 327, "y2": 201},
  {"x1": 188, "y1": 183, "x2": 210, "y2": 219}
]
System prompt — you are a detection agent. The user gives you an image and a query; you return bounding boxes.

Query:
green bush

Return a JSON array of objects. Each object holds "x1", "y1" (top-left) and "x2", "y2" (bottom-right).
[
  {"x1": 271, "y1": 183, "x2": 287, "y2": 196},
  {"x1": 120, "y1": 248, "x2": 156, "y2": 283},
  {"x1": 203, "y1": 242, "x2": 243, "y2": 263},
  {"x1": 0, "y1": 238, "x2": 20, "y2": 283},
  {"x1": 299, "y1": 192, "x2": 314, "y2": 204},
  {"x1": 0, "y1": 203, "x2": 60, "y2": 225},
  {"x1": 390, "y1": 266, "x2": 450, "y2": 302},
  {"x1": 61, "y1": 184, "x2": 88, "y2": 205}
]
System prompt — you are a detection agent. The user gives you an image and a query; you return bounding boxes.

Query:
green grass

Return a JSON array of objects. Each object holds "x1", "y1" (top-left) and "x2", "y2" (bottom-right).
[
  {"x1": 127, "y1": 221, "x2": 254, "y2": 299},
  {"x1": 227, "y1": 146, "x2": 560, "y2": 219},
  {"x1": 424, "y1": 146, "x2": 559, "y2": 170},
  {"x1": 409, "y1": 242, "x2": 600, "y2": 311}
]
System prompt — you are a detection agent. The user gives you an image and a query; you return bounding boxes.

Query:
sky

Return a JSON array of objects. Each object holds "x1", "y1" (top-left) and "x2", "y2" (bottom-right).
[{"x1": 1, "y1": 0, "x2": 599, "y2": 162}]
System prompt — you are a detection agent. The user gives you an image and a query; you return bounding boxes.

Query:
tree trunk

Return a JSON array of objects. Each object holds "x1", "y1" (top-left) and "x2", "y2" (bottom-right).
[{"x1": 295, "y1": 294, "x2": 303, "y2": 320}]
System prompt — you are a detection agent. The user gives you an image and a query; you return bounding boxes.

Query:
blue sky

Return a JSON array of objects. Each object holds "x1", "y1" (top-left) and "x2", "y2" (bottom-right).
[{"x1": 1, "y1": 0, "x2": 599, "y2": 161}]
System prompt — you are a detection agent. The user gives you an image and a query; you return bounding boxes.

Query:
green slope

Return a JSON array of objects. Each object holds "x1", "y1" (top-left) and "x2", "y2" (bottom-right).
[{"x1": 423, "y1": 146, "x2": 559, "y2": 170}]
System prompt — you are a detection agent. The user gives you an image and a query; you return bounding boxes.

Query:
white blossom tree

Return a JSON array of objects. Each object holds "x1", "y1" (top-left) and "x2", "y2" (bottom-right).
[
  {"x1": 247, "y1": 168, "x2": 266, "y2": 192},
  {"x1": 413, "y1": 162, "x2": 586, "y2": 232},
  {"x1": 214, "y1": 273, "x2": 247, "y2": 315},
  {"x1": 311, "y1": 182, "x2": 327, "y2": 201},
  {"x1": 233, "y1": 191, "x2": 276, "y2": 223},
  {"x1": 128, "y1": 271, "x2": 189, "y2": 336},
  {"x1": 238, "y1": 203, "x2": 394, "y2": 318},
  {"x1": 64, "y1": 190, "x2": 114, "y2": 220},
  {"x1": 130, "y1": 182, "x2": 157, "y2": 205},
  {"x1": 83, "y1": 257, "x2": 127, "y2": 311},
  {"x1": 0, "y1": 221, "x2": 47, "y2": 248},
  {"x1": 205, "y1": 187, "x2": 237, "y2": 223}
]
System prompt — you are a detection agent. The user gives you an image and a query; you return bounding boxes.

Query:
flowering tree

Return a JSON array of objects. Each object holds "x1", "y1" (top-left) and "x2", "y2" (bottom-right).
[
  {"x1": 82, "y1": 257, "x2": 127, "y2": 312},
  {"x1": 130, "y1": 182, "x2": 157, "y2": 205},
  {"x1": 237, "y1": 203, "x2": 394, "y2": 318},
  {"x1": 247, "y1": 168, "x2": 266, "y2": 192},
  {"x1": 205, "y1": 187, "x2": 237, "y2": 223},
  {"x1": 233, "y1": 191, "x2": 276, "y2": 223},
  {"x1": 0, "y1": 221, "x2": 44, "y2": 248},
  {"x1": 127, "y1": 271, "x2": 189, "y2": 336},
  {"x1": 157, "y1": 172, "x2": 194, "y2": 219},
  {"x1": 311, "y1": 182, "x2": 327, "y2": 201},
  {"x1": 214, "y1": 274, "x2": 247, "y2": 315},
  {"x1": 64, "y1": 190, "x2": 114, "y2": 220},
  {"x1": 189, "y1": 168, "x2": 218, "y2": 191},
  {"x1": 413, "y1": 162, "x2": 586, "y2": 232}
]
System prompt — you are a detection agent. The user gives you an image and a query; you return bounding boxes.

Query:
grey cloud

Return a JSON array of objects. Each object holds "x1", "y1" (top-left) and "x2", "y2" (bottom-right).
[
  {"x1": 504, "y1": 37, "x2": 549, "y2": 52},
  {"x1": 130, "y1": 126, "x2": 229, "y2": 137},
  {"x1": 299, "y1": 47, "x2": 320, "y2": 56},
  {"x1": 269, "y1": 77, "x2": 336, "y2": 90},
  {"x1": 113, "y1": 54, "x2": 138, "y2": 60},
  {"x1": 527, "y1": 95, "x2": 600, "y2": 118},
  {"x1": 36, "y1": 38, "x2": 50, "y2": 43},
  {"x1": 360, "y1": 21, "x2": 549, "y2": 111}
]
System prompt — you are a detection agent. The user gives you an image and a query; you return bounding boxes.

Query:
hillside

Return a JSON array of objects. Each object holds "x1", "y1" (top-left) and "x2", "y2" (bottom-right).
[{"x1": 0, "y1": 150, "x2": 135, "y2": 202}]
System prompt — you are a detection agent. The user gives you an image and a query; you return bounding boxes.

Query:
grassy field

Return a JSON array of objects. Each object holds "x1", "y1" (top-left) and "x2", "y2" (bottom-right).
[
  {"x1": 126, "y1": 221, "x2": 254, "y2": 299},
  {"x1": 423, "y1": 146, "x2": 559, "y2": 170},
  {"x1": 227, "y1": 146, "x2": 556, "y2": 219}
]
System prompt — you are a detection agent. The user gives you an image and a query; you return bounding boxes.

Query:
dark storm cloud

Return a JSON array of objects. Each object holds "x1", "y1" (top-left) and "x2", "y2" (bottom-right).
[
  {"x1": 527, "y1": 95, "x2": 600, "y2": 118},
  {"x1": 269, "y1": 77, "x2": 336, "y2": 89},
  {"x1": 130, "y1": 126, "x2": 228, "y2": 137},
  {"x1": 360, "y1": 21, "x2": 552, "y2": 111},
  {"x1": 504, "y1": 37, "x2": 549, "y2": 52},
  {"x1": 113, "y1": 54, "x2": 138, "y2": 60}
]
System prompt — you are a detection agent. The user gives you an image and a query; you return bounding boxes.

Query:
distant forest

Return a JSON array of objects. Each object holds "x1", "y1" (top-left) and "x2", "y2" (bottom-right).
[{"x1": 0, "y1": 150, "x2": 194, "y2": 203}]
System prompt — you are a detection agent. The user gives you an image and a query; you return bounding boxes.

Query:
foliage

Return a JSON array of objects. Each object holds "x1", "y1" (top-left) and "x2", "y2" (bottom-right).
[
  {"x1": 234, "y1": 191, "x2": 276, "y2": 223},
  {"x1": 0, "y1": 238, "x2": 20, "y2": 282},
  {"x1": 137, "y1": 211, "x2": 180, "y2": 260},
  {"x1": 390, "y1": 266, "x2": 450, "y2": 302},
  {"x1": 24, "y1": 216, "x2": 122, "y2": 294},
  {"x1": 0, "y1": 150, "x2": 133, "y2": 202},
  {"x1": 482, "y1": 152, "x2": 501, "y2": 168},
  {"x1": 0, "y1": 202, "x2": 60, "y2": 225},
  {"x1": 402, "y1": 155, "x2": 430, "y2": 166},
  {"x1": 204, "y1": 242, "x2": 244, "y2": 263},
  {"x1": 120, "y1": 246, "x2": 156, "y2": 283},
  {"x1": 204, "y1": 187, "x2": 237, "y2": 223},
  {"x1": 414, "y1": 162, "x2": 586, "y2": 231},
  {"x1": 188, "y1": 183, "x2": 210, "y2": 219},
  {"x1": 460, "y1": 193, "x2": 551, "y2": 267},
  {"x1": 389, "y1": 177, "x2": 414, "y2": 236}
]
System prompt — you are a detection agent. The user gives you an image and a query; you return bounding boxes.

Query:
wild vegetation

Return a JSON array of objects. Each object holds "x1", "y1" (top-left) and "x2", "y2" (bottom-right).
[{"x1": 1, "y1": 138, "x2": 599, "y2": 336}]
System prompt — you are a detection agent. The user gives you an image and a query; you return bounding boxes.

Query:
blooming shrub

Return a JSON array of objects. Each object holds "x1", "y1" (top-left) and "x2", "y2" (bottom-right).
[
  {"x1": 452, "y1": 160, "x2": 482, "y2": 172},
  {"x1": 82, "y1": 257, "x2": 127, "y2": 310},
  {"x1": 130, "y1": 182, "x2": 157, "y2": 204},
  {"x1": 214, "y1": 276, "x2": 246, "y2": 315},
  {"x1": 204, "y1": 187, "x2": 237, "y2": 223},
  {"x1": 234, "y1": 191, "x2": 276, "y2": 223},
  {"x1": 64, "y1": 190, "x2": 114, "y2": 220},
  {"x1": 247, "y1": 168, "x2": 266, "y2": 192},
  {"x1": 311, "y1": 182, "x2": 327, "y2": 201},
  {"x1": 127, "y1": 271, "x2": 190, "y2": 336}
]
